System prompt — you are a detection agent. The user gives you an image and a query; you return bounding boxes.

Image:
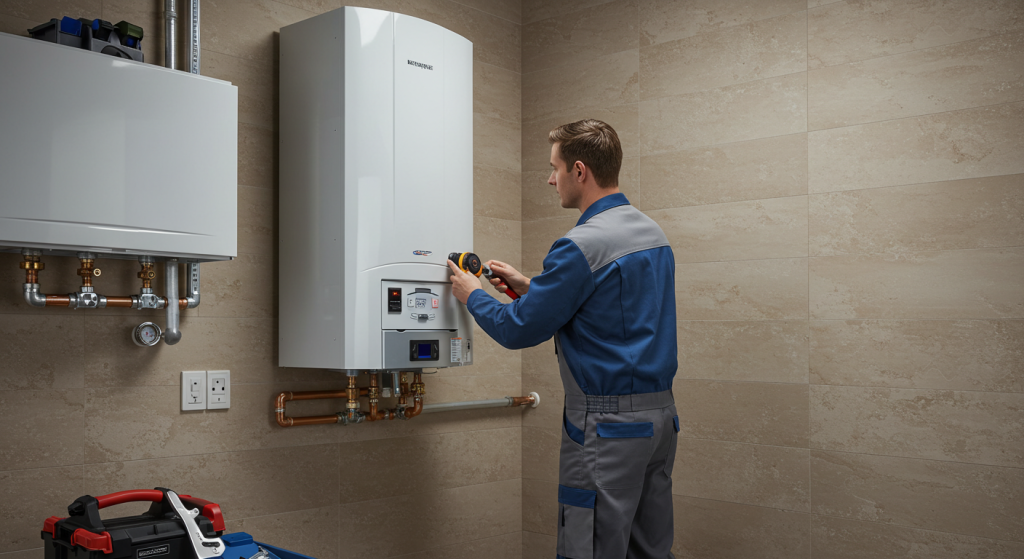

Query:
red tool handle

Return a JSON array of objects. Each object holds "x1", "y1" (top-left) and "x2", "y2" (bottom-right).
[
  {"x1": 95, "y1": 489, "x2": 163, "y2": 508},
  {"x1": 493, "y1": 275, "x2": 519, "y2": 300},
  {"x1": 92, "y1": 490, "x2": 225, "y2": 532}
]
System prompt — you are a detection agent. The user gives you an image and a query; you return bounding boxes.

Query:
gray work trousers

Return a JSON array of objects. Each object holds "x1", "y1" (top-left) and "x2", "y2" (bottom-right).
[{"x1": 556, "y1": 391, "x2": 679, "y2": 559}]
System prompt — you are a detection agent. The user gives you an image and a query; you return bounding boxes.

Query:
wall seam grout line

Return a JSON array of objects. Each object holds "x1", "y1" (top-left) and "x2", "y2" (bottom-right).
[
  {"x1": 806, "y1": 9, "x2": 813, "y2": 557},
  {"x1": 806, "y1": 95, "x2": 1024, "y2": 134},
  {"x1": 809, "y1": 26, "x2": 1024, "y2": 72}
]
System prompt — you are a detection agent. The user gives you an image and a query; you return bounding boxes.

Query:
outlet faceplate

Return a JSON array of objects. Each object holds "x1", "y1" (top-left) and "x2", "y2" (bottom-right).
[
  {"x1": 181, "y1": 371, "x2": 206, "y2": 411},
  {"x1": 207, "y1": 370, "x2": 230, "y2": 409}
]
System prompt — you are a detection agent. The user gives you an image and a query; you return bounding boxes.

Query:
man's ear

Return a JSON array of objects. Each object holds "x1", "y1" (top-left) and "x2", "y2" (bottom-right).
[{"x1": 574, "y1": 161, "x2": 586, "y2": 181}]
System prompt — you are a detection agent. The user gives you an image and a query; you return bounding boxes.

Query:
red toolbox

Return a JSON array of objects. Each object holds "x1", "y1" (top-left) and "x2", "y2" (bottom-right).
[{"x1": 42, "y1": 488, "x2": 224, "y2": 559}]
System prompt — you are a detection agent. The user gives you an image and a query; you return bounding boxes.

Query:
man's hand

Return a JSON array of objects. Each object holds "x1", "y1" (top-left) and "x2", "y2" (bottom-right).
[
  {"x1": 448, "y1": 259, "x2": 482, "y2": 305},
  {"x1": 485, "y1": 260, "x2": 530, "y2": 296}
]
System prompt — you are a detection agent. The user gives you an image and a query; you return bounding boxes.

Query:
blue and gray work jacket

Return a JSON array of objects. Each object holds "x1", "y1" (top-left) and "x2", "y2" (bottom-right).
[{"x1": 467, "y1": 193, "x2": 677, "y2": 396}]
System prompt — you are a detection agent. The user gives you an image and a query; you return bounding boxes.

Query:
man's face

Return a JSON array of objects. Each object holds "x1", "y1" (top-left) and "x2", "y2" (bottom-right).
[{"x1": 549, "y1": 143, "x2": 581, "y2": 209}]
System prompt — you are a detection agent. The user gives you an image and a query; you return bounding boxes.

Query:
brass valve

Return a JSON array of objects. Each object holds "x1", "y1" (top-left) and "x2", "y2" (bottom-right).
[
  {"x1": 138, "y1": 262, "x2": 157, "y2": 289},
  {"x1": 346, "y1": 375, "x2": 360, "y2": 410}
]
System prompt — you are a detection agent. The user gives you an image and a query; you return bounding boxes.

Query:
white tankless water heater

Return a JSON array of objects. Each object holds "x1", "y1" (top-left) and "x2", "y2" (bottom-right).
[
  {"x1": 279, "y1": 7, "x2": 475, "y2": 372},
  {"x1": 0, "y1": 32, "x2": 237, "y2": 261}
]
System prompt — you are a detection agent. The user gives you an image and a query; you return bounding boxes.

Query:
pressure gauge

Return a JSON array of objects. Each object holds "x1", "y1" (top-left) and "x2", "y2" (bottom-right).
[{"x1": 132, "y1": 322, "x2": 163, "y2": 347}]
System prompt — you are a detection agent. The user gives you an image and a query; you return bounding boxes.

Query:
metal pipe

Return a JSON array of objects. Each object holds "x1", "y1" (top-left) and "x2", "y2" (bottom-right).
[
  {"x1": 422, "y1": 393, "x2": 540, "y2": 414},
  {"x1": 184, "y1": 262, "x2": 201, "y2": 308},
  {"x1": 164, "y1": 0, "x2": 176, "y2": 70},
  {"x1": 187, "y1": 0, "x2": 200, "y2": 74},
  {"x1": 164, "y1": 259, "x2": 181, "y2": 345}
]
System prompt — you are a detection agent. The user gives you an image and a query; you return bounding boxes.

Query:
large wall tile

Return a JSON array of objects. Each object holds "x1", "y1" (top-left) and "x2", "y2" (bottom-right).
[
  {"x1": 474, "y1": 61, "x2": 521, "y2": 124},
  {"x1": 677, "y1": 320, "x2": 809, "y2": 384},
  {"x1": 641, "y1": 11, "x2": 806, "y2": 100},
  {"x1": 0, "y1": 314, "x2": 82, "y2": 390},
  {"x1": 649, "y1": 196, "x2": 808, "y2": 263},
  {"x1": 640, "y1": 0, "x2": 806, "y2": 47},
  {"x1": 85, "y1": 383, "x2": 347, "y2": 462},
  {"x1": 199, "y1": 253, "x2": 277, "y2": 319},
  {"x1": 202, "y1": 0, "x2": 314, "y2": 62},
  {"x1": 85, "y1": 444, "x2": 340, "y2": 519},
  {"x1": 809, "y1": 100, "x2": 1024, "y2": 194},
  {"x1": 474, "y1": 216, "x2": 522, "y2": 271},
  {"x1": 475, "y1": 113, "x2": 522, "y2": 173},
  {"x1": 522, "y1": 170, "x2": 574, "y2": 221},
  {"x1": 673, "y1": 495, "x2": 810, "y2": 559},
  {"x1": 810, "y1": 385, "x2": 1024, "y2": 467},
  {"x1": 811, "y1": 515, "x2": 1024, "y2": 559},
  {"x1": 83, "y1": 316, "x2": 278, "y2": 387},
  {"x1": 0, "y1": 390, "x2": 83, "y2": 470},
  {"x1": 522, "y1": 478, "x2": 556, "y2": 535},
  {"x1": 522, "y1": 216, "x2": 579, "y2": 273},
  {"x1": 808, "y1": 0, "x2": 1024, "y2": 68},
  {"x1": 0, "y1": 13, "x2": 33, "y2": 37},
  {"x1": 0, "y1": 1, "x2": 102, "y2": 26},
  {"x1": 809, "y1": 32, "x2": 1024, "y2": 130},
  {"x1": 637, "y1": 133, "x2": 808, "y2": 211},
  {"x1": 810, "y1": 450, "x2": 1024, "y2": 541},
  {"x1": 475, "y1": 165, "x2": 522, "y2": 221},
  {"x1": 676, "y1": 258, "x2": 809, "y2": 321},
  {"x1": 810, "y1": 174, "x2": 1024, "y2": 256},
  {"x1": 453, "y1": 0, "x2": 520, "y2": 24},
  {"x1": 337, "y1": 479, "x2": 521, "y2": 558},
  {"x1": 810, "y1": 319, "x2": 1024, "y2": 392},
  {"x1": 523, "y1": 0, "x2": 638, "y2": 74},
  {"x1": 521, "y1": 341, "x2": 563, "y2": 429},
  {"x1": 522, "y1": 104, "x2": 639, "y2": 171},
  {"x1": 809, "y1": 248, "x2": 1024, "y2": 320},
  {"x1": 639, "y1": 73, "x2": 807, "y2": 155},
  {"x1": 388, "y1": 0, "x2": 521, "y2": 72},
  {"x1": 203, "y1": 51, "x2": 277, "y2": 131},
  {"x1": 238, "y1": 184, "x2": 276, "y2": 256},
  {"x1": 674, "y1": 380, "x2": 809, "y2": 448},
  {"x1": 522, "y1": 0, "x2": 616, "y2": 25},
  {"x1": 521, "y1": 425, "x2": 560, "y2": 482},
  {"x1": 337, "y1": 428, "x2": 521, "y2": 503},
  {"x1": 0, "y1": 550, "x2": 44, "y2": 559},
  {"x1": 522, "y1": 49, "x2": 638, "y2": 123},
  {"x1": 673, "y1": 438, "x2": 810, "y2": 511},
  {"x1": 0, "y1": 466, "x2": 82, "y2": 553},
  {"x1": 239, "y1": 121, "x2": 276, "y2": 190},
  {"x1": 225, "y1": 506, "x2": 340, "y2": 559},
  {"x1": 522, "y1": 531, "x2": 556, "y2": 559}
]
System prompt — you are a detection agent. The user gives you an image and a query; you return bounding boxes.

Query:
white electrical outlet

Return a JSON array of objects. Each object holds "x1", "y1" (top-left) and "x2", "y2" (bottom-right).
[
  {"x1": 207, "y1": 370, "x2": 231, "y2": 410},
  {"x1": 181, "y1": 371, "x2": 206, "y2": 411}
]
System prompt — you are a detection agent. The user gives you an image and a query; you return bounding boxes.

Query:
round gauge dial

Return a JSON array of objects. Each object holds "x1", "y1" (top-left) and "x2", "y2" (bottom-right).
[{"x1": 133, "y1": 322, "x2": 163, "y2": 347}]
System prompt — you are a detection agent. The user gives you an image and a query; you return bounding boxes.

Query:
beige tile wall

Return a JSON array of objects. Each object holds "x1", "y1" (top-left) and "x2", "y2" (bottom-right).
[
  {"x1": 520, "y1": 0, "x2": 1024, "y2": 557},
  {"x1": 0, "y1": 1, "x2": 521, "y2": 557}
]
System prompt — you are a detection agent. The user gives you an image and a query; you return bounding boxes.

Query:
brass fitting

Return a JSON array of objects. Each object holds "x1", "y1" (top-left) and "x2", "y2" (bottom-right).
[
  {"x1": 20, "y1": 254, "x2": 44, "y2": 284},
  {"x1": 77, "y1": 258, "x2": 96, "y2": 288},
  {"x1": 411, "y1": 372, "x2": 425, "y2": 396},
  {"x1": 346, "y1": 375, "x2": 360, "y2": 410},
  {"x1": 138, "y1": 261, "x2": 157, "y2": 290}
]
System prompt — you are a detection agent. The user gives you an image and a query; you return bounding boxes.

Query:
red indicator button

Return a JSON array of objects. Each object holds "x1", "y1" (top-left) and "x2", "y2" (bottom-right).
[{"x1": 432, "y1": 299, "x2": 439, "y2": 308}]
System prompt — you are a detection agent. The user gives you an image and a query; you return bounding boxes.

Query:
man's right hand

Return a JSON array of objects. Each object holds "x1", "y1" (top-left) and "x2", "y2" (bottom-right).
[{"x1": 486, "y1": 260, "x2": 530, "y2": 296}]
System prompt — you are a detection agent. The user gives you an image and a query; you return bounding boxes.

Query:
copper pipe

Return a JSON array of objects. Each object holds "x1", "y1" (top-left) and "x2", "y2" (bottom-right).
[
  {"x1": 510, "y1": 395, "x2": 537, "y2": 407},
  {"x1": 105, "y1": 297, "x2": 134, "y2": 308},
  {"x1": 45, "y1": 295, "x2": 71, "y2": 306},
  {"x1": 274, "y1": 388, "x2": 368, "y2": 427},
  {"x1": 405, "y1": 397, "x2": 424, "y2": 418}
]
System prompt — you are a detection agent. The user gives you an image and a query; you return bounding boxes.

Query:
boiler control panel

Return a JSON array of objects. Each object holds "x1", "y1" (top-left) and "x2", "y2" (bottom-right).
[{"x1": 380, "y1": 281, "x2": 458, "y2": 330}]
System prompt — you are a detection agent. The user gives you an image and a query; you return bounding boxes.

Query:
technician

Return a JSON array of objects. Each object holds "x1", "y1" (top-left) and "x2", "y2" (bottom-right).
[{"x1": 448, "y1": 119, "x2": 678, "y2": 559}]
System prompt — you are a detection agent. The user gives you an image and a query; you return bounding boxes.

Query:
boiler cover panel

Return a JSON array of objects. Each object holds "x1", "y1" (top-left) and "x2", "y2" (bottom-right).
[{"x1": 0, "y1": 32, "x2": 238, "y2": 261}]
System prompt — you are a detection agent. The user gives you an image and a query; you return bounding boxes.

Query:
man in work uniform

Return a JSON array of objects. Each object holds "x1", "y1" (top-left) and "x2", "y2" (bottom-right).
[{"x1": 448, "y1": 119, "x2": 678, "y2": 559}]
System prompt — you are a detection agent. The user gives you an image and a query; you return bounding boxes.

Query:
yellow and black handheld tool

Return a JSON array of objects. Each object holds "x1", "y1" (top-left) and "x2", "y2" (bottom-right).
[{"x1": 448, "y1": 252, "x2": 520, "y2": 300}]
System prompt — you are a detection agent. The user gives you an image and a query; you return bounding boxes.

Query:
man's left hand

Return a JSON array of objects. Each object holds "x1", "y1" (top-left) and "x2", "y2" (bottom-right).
[{"x1": 448, "y1": 259, "x2": 482, "y2": 304}]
